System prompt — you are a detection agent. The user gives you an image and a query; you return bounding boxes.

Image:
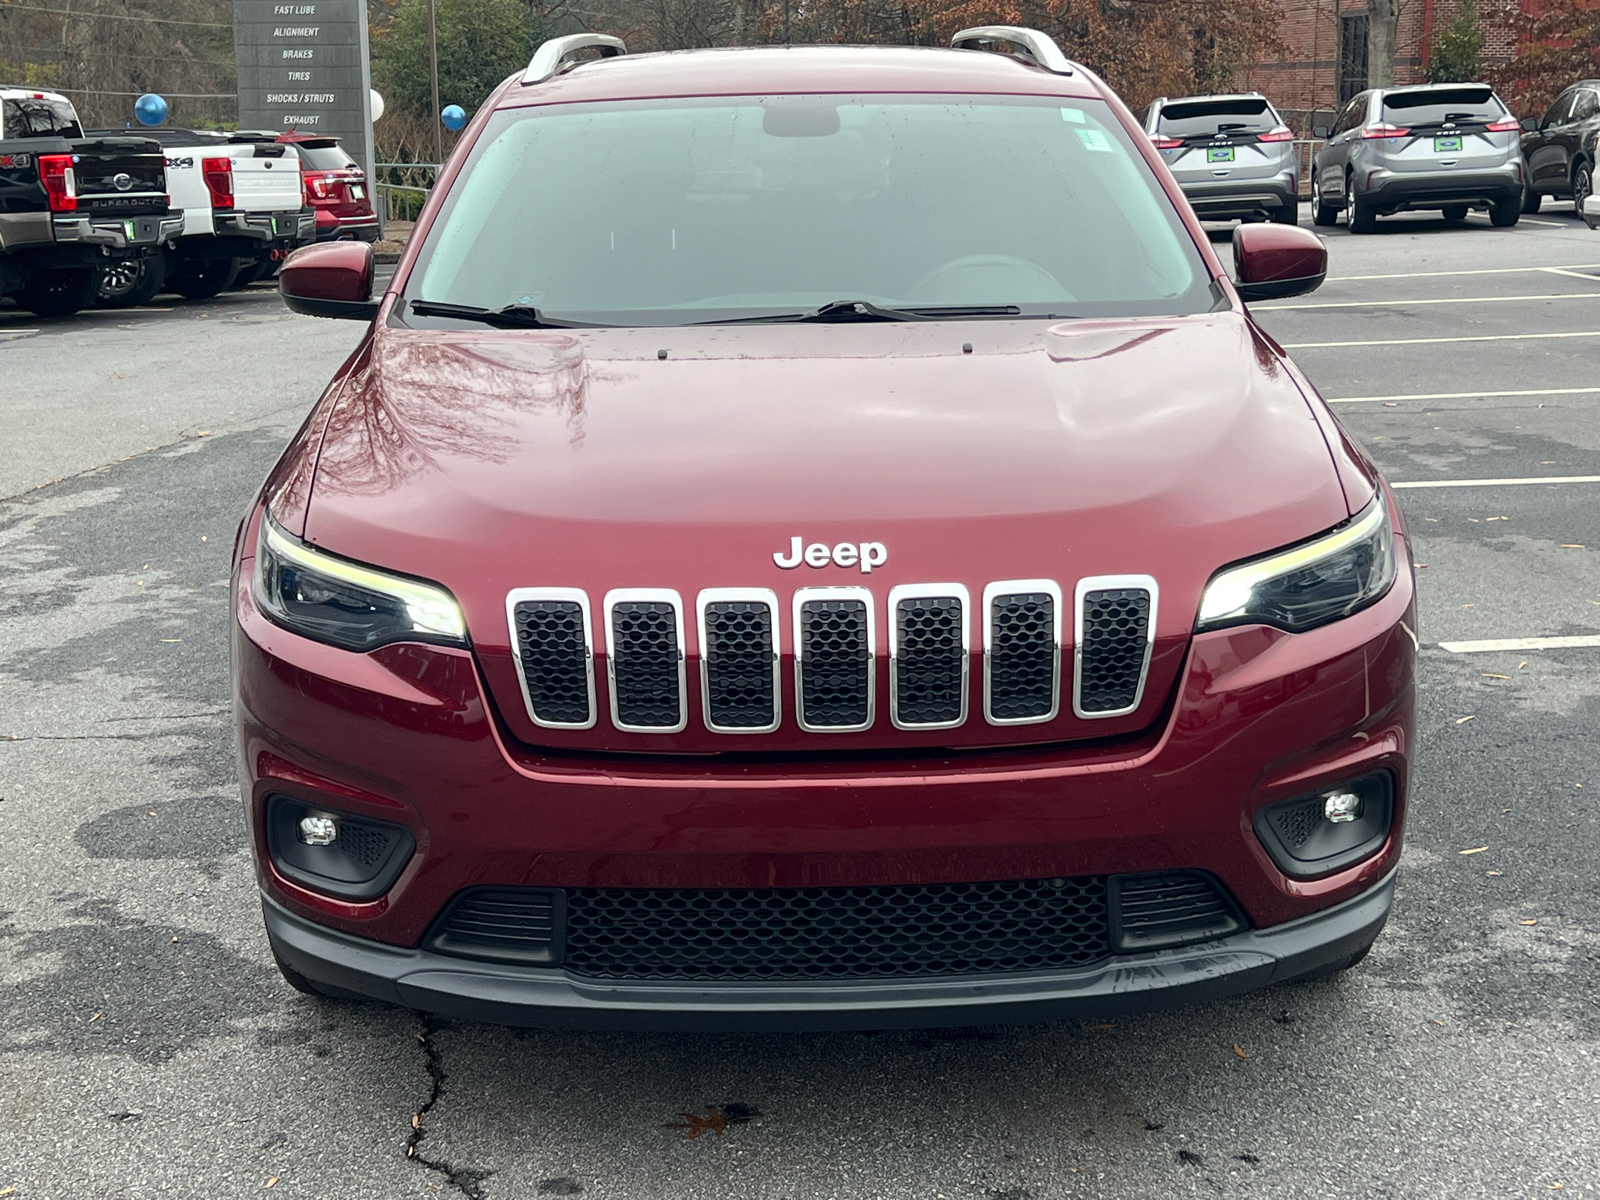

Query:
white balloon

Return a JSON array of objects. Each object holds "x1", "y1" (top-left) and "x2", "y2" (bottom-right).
[{"x1": 369, "y1": 89, "x2": 386, "y2": 123}]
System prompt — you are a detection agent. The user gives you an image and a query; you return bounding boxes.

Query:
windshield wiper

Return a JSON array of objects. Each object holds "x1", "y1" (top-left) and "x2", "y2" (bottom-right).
[
  {"x1": 408, "y1": 299, "x2": 591, "y2": 328},
  {"x1": 701, "y1": 301, "x2": 1022, "y2": 325}
]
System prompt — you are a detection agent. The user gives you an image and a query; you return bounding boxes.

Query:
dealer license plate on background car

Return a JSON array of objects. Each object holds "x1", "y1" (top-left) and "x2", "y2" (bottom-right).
[
  {"x1": 1434, "y1": 136, "x2": 1463, "y2": 153},
  {"x1": 1207, "y1": 147, "x2": 1235, "y2": 163}
]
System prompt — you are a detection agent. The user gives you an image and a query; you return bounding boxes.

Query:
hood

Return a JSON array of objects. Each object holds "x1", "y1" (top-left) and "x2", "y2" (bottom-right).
[{"x1": 293, "y1": 311, "x2": 1355, "y2": 754}]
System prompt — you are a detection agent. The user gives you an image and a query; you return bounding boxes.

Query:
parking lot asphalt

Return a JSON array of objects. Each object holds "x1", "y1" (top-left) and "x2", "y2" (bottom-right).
[{"x1": 2, "y1": 215, "x2": 1598, "y2": 1199}]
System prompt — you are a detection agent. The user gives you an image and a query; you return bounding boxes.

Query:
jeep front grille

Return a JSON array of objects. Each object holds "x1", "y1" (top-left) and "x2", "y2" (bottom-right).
[
  {"x1": 888, "y1": 586, "x2": 969, "y2": 729},
  {"x1": 605, "y1": 591, "x2": 686, "y2": 732},
  {"x1": 795, "y1": 588, "x2": 874, "y2": 731},
  {"x1": 984, "y1": 581, "x2": 1061, "y2": 725},
  {"x1": 698, "y1": 590, "x2": 780, "y2": 733},
  {"x1": 508, "y1": 589, "x2": 595, "y2": 729},
  {"x1": 1074, "y1": 576, "x2": 1158, "y2": 719}
]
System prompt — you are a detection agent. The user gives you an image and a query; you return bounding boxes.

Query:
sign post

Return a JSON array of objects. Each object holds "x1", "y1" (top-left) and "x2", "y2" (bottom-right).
[{"x1": 233, "y1": 0, "x2": 375, "y2": 180}]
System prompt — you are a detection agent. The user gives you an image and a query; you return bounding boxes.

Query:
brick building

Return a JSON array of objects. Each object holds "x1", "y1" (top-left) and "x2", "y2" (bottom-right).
[{"x1": 1241, "y1": 0, "x2": 1529, "y2": 128}]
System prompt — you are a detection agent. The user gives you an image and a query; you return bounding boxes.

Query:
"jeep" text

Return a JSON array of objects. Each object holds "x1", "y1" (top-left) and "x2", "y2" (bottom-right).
[{"x1": 773, "y1": 537, "x2": 888, "y2": 573}]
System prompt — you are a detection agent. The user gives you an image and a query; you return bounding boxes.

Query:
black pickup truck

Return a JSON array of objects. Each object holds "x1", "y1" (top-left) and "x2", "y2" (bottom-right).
[{"x1": 0, "y1": 88, "x2": 183, "y2": 316}]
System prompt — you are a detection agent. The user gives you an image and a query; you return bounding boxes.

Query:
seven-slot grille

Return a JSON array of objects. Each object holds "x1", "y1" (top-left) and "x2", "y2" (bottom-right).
[{"x1": 505, "y1": 578, "x2": 1157, "y2": 734}]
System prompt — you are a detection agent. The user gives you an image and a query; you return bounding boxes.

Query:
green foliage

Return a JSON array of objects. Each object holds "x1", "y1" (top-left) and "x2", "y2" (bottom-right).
[
  {"x1": 1426, "y1": 0, "x2": 1485, "y2": 84},
  {"x1": 373, "y1": 0, "x2": 536, "y2": 116}
]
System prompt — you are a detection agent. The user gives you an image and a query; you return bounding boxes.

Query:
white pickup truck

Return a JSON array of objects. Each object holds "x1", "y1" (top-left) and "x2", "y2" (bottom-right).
[{"x1": 92, "y1": 127, "x2": 314, "y2": 306}]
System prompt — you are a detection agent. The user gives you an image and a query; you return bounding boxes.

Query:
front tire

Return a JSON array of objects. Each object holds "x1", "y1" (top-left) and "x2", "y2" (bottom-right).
[
  {"x1": 16, "y1": 267, "x2": 100, "y2": 317},
  {"x1": 96, "y1": 253, "x2": 167, "y2": 309},
  {"x1": 1312, "y1": 173, "x2": 1338, "y2": 227},
  {"x1": 1489, "y1": 196, "x2": 1522, "y2": 227},
  {"x1": 168, "y1": 257, "x2": 240, "y2": 300},
  {"x1": 1521, "y1": 185, "x2": 1543, "y2": 213},
  {"x1": 1573, "y1": 161, "x2": 1592, "y2": 212},
  {"x1": 1346, "y1": 174, "x2": 1376, "y2": 233}
]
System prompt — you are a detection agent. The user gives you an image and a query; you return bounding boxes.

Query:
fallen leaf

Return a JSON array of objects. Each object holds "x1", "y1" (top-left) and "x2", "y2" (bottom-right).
[
  {"x1": 0, "y1": 1188, "x2": 16, "y2": 1196},
  {"x1": 1486, "y1": 516, "x2": 1506, "y2": 521},
  {"x1": 1520, "y1": 919, "x2": 1539, "y2": 926},
  {"x1": 265, "y1": 1178, "x2": 279, "y2": 1190},
  {"x1": 665, "y1": 1106, "x2": 728, "y2": 1140},
  {"x1": 1560, "y1": 544, "x2": 1585, "y2": 549},
  {"x1": 160, "y1": 638, "x2": 181, "y2": 643},
  {"x1": 1431, "y1": 1019, "x2": 1444, "y2": 1026},
  {"x1": 1487, "y1": 870, "x2": 1502, "y2": 876},
  {"x1": 1233, "y1": 1043, "x2": 1249, "y2": 1059},
  {"x1": 412, "y1": 1113, "x2": 421, "y2": 1130},
  {"x1": 1455, "y1": 715, "x2": 1476, "y2": 724},
  {"x1": 147, "y1": 811, "x2": 156, "y2": 816},
  {"x1": 89, "y1": 1012, "x2": 101, "y2": 1021},
  {"x1": 1467, "y1": 518, "x2": 1479, "y2": 523},
  {"x1": 1081, "y1": 1022, "x2": 1117, "y2": 1031},
  {"x1": 198, "y1": 430, "x2": 211, "y2": 436},
  {"x1": 1481, "y1": 673, "x2": 1508, "y2": 679},
  {"x1": 1518, "y1": 661, "x2": 1528, "y2": 670},
  {"x1": 1459, "y1": 846, "x2": 1490, "y2": 855},
  {"x1": 1383, "y1": 401, "x2": 1397, "y2": 406}
]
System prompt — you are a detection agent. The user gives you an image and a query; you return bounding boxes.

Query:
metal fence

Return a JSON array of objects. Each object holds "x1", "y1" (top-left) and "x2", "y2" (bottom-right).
[{"x1": 373, "y1": 162, "x2": 441, "y2": 237}]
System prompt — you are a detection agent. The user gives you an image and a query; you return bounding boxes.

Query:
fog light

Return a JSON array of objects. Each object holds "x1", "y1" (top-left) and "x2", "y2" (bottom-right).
[
  {"x1": 1254, "y1": 771, "x2": 1394, "y2": 879},
  {"x1": 298, "y1": 815, "x2": 338, "y2": 846},
  {"x1": 1323, "y1": 791, "x2": 1362, "y2": 824}
]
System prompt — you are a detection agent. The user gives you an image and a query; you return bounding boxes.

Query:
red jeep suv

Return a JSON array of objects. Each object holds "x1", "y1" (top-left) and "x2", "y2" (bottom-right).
[{"x1": 239, "y1": 30, "x2": 1415, "y2": 1030}]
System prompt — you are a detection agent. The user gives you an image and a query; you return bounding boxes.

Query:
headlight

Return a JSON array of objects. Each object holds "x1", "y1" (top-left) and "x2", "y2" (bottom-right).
[
  {"x1": 253, "y1": 513, "x2": 467, "y2": 651},
  {"x1": 1196, "y1": 497, "x2": 1396, "y2": 634}
]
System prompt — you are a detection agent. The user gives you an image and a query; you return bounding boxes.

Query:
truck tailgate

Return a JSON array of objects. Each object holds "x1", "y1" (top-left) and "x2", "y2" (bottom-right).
[{"x1": 230, "y1": 152, "x2": 301, "y2": 212}]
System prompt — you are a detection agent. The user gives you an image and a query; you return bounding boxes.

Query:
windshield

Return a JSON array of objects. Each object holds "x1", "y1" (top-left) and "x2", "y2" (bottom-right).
[
  {"x1": 409, "y1": 94, "x2": 1211, "y2": 326},
  {"x1": 3, "y1": 97, "x2": 81, "y2": 138},
  {"x1": 1382, "y1": 86, "x2": 1504, "y2": 126},
  {"x1": 1156, "y1": 97, "x2": 1277, "y2": 138}
]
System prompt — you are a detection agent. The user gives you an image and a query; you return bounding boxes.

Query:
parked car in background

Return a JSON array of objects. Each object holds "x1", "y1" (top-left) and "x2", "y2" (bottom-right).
[
  {"x1": 1312, "y1": 83, "x2": 1523, "y2": 231},
  {"x1": 1142, "y1": 93, "x2": 1299, "y2": 223},
  {"x1": 1518, "y1": 79, "x2": 1600, "y2": 212},
  {"x1": 88, "y1": 127, "x2": 313, "y2": 306},
  {"x1": 0, "y1": 87, "x2": 182, "y2": 316},
  {"x1": 277, "y1": 133, "x2": 378, "y2": 243}
]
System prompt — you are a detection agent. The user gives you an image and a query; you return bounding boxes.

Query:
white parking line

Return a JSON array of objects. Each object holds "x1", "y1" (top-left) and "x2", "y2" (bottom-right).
[
  {"x1": 1285, "y1": 330, "x2": 1600, "y2": 348},
  {"x1": 1257, "y1": 291, "x2": 1600, "y2": 311},
  {"x1": 1390, "y1": 475, "x2": 1600, "y2": 488},
  {"x1": 1330, "y1": 386, "x2": 1600, "y2": 404},
  {"x1": 1541, "y1": 267, "x2": 1600, "y2": 281},
  {"x1": 1440, "y1": 635, "x2": 1600, "y2": 653},
  {"x1": 1329, "y1": 263, "x2": 1600, "y2": 281}
]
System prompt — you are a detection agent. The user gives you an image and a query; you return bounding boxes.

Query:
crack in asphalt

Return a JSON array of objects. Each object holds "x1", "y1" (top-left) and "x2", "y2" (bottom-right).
[{"x1": 406, "y1": 1016, "x2": 494, "y2": 1199}]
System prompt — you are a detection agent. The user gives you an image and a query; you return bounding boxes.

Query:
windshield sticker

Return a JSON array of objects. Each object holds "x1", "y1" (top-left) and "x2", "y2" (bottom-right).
[
  {"x1": 1075, "y1": 127, "x2": 1115, "y2": 153},
  {"x1": 1060, "y1": 108, "x2": 1087, "y2": 124}
]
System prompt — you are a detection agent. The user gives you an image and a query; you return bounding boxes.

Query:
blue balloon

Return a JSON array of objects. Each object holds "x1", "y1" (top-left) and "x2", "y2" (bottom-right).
[
  {"x1": 441, "y1": 104, "x2": 467, "y2": 132},
  {"x1": 134, "y1": 93, "x2": 168, "y2": 126}
]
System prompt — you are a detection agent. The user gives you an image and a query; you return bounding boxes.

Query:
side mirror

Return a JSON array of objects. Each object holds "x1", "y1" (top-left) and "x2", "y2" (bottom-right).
[
  {"x1": 1233, "y1": 223, "x2": 1327, "y2": 302},
  {"x1": 1311, "y1": 124, "x2": 1330, "y2": 139},
  {"x1": 280, "y1": 240, "x2": 380, "y2": 320},
  {"x1": 1521, "y1": 116, "x2": 1538, "y2": 132}
]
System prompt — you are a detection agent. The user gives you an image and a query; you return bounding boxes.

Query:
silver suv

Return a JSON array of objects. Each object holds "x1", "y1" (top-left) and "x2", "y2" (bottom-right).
[
  {"x1": 1311, "y1": 83, "x2": 1523, "y2": 232},
  {"x1": 1143, "y1": 93, "x2": 1298, "y2": 223}
]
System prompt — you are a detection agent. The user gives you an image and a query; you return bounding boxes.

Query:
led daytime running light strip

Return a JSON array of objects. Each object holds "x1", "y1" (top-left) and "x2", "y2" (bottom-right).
[
  {"x1": 1196, "y1": 498, "x2": 1388, "y2": 628},
  {"x1": 260, "y1": 515, "x2": 467, "y2": 642}
]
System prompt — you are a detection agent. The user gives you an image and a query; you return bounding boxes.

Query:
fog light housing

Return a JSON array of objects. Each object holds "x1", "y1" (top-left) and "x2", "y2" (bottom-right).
[
  {"x1": 266, "y1": 794, "x2": 415, "y2": 900},
  {"x1": 1254, "y1": 771, "x2": 1394, "y2": 879}
]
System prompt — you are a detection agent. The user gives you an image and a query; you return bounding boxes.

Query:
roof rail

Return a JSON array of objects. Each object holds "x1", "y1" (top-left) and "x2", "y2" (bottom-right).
[
  {"x1": 522, "y1": 34, "x2": 626, "y2": 86},
  {"x1": 950, "y1": 27, "x2": 1072, "y2": 76}
]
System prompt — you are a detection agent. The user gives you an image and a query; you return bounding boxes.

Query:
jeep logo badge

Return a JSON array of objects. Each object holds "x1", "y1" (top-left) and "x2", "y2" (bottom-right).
[
  {"x1": 113, "y1": 172, "x2": 133, "y2": 191},
  {"x1": 773, "y1": 537, "x2": 888, "y2": 574}
]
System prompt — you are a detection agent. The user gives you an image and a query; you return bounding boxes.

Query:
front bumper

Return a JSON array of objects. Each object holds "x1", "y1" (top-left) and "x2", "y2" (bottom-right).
[
  {"x1": 265, "y1": 871, "x2": 1394, "y2": 1030},
  {"x1": 52, "y1": 212, "x2": 184, "y2": 251},
  {"x1": 1357, "y1": 166, "x2": 1522, "y2": 211},
  {"x1": 1181, "y1": 172, "x2": 1298, "y2": 219}
]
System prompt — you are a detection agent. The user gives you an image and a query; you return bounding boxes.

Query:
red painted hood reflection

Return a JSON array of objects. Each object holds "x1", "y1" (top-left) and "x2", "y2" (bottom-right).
[{"x1": 296, "y1": 311, "x2": 1352, "y2": 753}]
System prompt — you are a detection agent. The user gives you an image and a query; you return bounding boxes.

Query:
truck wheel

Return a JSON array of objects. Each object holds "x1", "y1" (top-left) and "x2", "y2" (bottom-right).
[
  {"x1": 1573, "y1": 162, "x2": 1593, "y2": 212},
  {"x1": 1345, "y1": 174, "x2": 1376, "y2": 233},
  {"x1": 1311, "y1": 173, "x2": 1338, "y2": 227},
  {"x1": 16, "y1": 267, "x2": 101, "y2": 318},
  {"x1": 1521, "y1": 186, "x2": 1542, "y2": 213},
  {"x1": 168, "y1": 257, "x2": 240, "y2": 301},
  {"x1": 1489, "y1": 196, "x2": 1522, "y2": 227},
  {"x1": 96, "y1": 254, "x2": 167, "y2": 309}
]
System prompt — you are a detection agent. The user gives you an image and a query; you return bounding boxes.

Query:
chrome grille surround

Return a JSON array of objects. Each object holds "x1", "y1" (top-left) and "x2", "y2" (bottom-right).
[
  {"x1": 603, "y1": 588, "x2": 687, "y2": 734},
  {"x1": 696, "y1": 588, "x2": 781, "y2": 734},
  {"x1": 1072, "y1": 574, "x2": 1159, "y2": 720},
  {"x1": 505, "y1": 587, "x2": 596, "y2": 730},
  {"x1": 887, "y1": 583, "x2": 970, "y2": 731},
  {"x1": 982, "y1": 579, "x2": 1063, "y2": 726},
  {"x1": 793, "y1": 586, "x2": 876, "y2": 733}
]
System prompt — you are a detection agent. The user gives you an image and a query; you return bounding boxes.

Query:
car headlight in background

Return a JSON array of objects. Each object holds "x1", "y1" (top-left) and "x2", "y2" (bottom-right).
[
  {"x1": 253, "y1": 513, "x2": 467, "y2": 651},
  {"x1": 1196, "y1": 497, "x2": 1396, "y2": 634}
]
